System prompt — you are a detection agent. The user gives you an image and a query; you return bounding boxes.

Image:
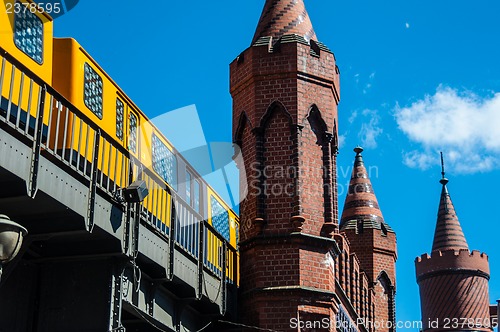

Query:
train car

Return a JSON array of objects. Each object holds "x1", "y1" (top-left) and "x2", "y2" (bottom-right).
[
  {"x1": 51, "y1": 37, "x2": 239, "y2": 282},
  {"x1": 0, "y1": 0, "x2": 52, "y2": 135},
  {"x1": 207, "y1": 187, "x2": 239, "y2": 283}
]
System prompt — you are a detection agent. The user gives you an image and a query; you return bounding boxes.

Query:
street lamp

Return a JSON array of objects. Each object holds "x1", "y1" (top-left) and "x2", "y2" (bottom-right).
[{"x1": 0, "y1": 215, "x2": 27, "y2": 281}]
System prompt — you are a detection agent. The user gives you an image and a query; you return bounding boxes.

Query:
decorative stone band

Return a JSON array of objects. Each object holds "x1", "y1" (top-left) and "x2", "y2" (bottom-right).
[
  {"x1": 340, "y1": 215, "x2": 394, "y2": 233},
  {"x1": 343, "y1": 199, "x2": 380, "y2": 210},
  {"x1": 415, "y1": 249, "x2": 490, "y2": 279},
  {"x1": 348, "y1": 182, "x2": 373, "y2": 195},
  {"x1": 252, "y1": 34, "x2": 332, "y2": 53},
  {"x1": 416, "y1": 268, "x2": 490, "y2": 283},
  {"x1": 238, "y1": 231, "x2": 341, "y2": 257}
]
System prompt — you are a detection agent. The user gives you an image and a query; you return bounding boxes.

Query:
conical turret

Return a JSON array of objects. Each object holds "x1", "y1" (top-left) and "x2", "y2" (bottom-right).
[
  {"x1": 340, "y1": 146, "x2": 392, "y2": 233},
  {"x1": 252, "y1": 0, "x2": 317, "y2": 44},
  {"x1": 431, "y1": 165, "x2": 468, "y2": 252}
]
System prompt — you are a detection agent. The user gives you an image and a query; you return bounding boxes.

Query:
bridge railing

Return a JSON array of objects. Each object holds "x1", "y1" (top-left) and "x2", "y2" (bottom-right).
[
  {"x1": 0, "y1": 49, "x2": 238, "y2": 297},
  {"x1": 138, "y1": 167, "x2": 238, "y2": 285}
]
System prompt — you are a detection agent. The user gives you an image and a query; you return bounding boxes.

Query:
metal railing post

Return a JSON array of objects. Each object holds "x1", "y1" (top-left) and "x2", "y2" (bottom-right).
[
  {"x1": 28, "y1": 84, "x2": 46, "y2": 198},
  {"x1": 168, "y1": 195, "x2": 176, "y2": 281},
  {"x1": 132, "y1": 201, "x2": 140, "y2": 258},
  {"x1": 220, "y1": 241, "x2": 227, "y2": 315},
  {"x1": 196, "y1": 219, "x2": 204, "y2": 300},
  {"x1": 86, "y1": 129, "x2": 101, "y2": 232}
]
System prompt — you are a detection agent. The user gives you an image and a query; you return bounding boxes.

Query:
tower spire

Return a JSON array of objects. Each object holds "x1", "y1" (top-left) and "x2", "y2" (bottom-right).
[
  {"x1": 431, "y1": 153, "x2": 469, "y2": 252},
  {"x1": 340, "y1": 146, "x2": 391, "y2": 232},
  {"x1": 440, "y1": 151, "x2": 446, "y2": 180},
  {"x1": 252, "y1": 0, "x2": 317, "y2": 45}
]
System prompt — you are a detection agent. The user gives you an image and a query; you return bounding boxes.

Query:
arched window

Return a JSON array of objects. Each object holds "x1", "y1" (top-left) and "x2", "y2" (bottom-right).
[{"x1": 377, "y1": 271, "x2": 396, "y2": 332}]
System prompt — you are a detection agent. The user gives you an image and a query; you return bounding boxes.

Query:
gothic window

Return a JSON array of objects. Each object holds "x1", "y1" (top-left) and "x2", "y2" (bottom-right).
[{"x1": 377, "y1": 271, "x2": 396, "y2": 332}]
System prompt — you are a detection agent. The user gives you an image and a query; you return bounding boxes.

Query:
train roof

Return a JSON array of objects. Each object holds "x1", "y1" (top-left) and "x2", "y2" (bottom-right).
[{"x1": 53, "y1": 37, "x2": 238, "y2": 217}]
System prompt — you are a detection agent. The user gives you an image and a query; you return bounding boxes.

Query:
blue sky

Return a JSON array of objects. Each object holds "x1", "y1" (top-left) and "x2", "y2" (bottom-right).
[{"x1": 52, "y1": 0, "x2": 500, "y2": 329}]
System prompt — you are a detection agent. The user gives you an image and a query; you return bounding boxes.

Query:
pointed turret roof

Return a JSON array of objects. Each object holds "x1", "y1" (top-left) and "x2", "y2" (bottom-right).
[
  {"x1": 431, "y1": 154, "x2": 469, "y2": 252},
  {"x1": 252, "y1": 0, "x2": 317, "y2": 45},
  {"x1": 340, "y1": 147, "x2": 392, "y2": 232}
]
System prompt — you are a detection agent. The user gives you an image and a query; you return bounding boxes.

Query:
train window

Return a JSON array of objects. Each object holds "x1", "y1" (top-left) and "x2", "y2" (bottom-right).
[
  {"x1": 235, "y1": 222, "x2": 239, "y2": 248},
  {"x1": 83, "y1": 63, "x2": 103, "y2": 119},
  {"x1": 13, "y1": 2, "x2": 43, "y2": 64},
  {"x1": 193, "y1": 180, "x2": 200, "y2": 213},
  {"x1": 152, "y1": 134, "x2": 177, "y2": 190},
  {"x1": 232, "y1": 219, "x2": 240, "y2": 248},
  {"x1": 128, "y1": 112, "x2": 138, "y2": 154},
  {"x1": 186, "y1": 171, "x2": 192, "y2": 206},
  {"x1": 210, "y1": 196, "x2": 230, "y2": 242},
  {"x1": 116, "y1": 98, "x2": 124, "y2": 141}
]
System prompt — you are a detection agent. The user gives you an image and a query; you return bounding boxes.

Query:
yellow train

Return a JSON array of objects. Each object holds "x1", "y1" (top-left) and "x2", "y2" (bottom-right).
[{"x1": 0, "y1": 0, "x2": 239, "y2": 283}]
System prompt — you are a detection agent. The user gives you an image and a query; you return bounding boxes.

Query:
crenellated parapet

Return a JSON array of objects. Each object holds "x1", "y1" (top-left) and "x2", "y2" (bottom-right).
[{"x1": 416, "y1": 249, "x2": 490, "y2": 281}]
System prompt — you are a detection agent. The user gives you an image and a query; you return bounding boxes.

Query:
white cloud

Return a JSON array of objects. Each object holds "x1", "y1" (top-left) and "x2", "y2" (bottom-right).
[
  {"x1": 348, "y1": 111, "x2": 358, "y2": 124},
  {"x1": 405, "y1": 22, "x2": 410, "y2": 29},
  {"x1": 395, "y1": 86, "x2": 500, "y2": 173},
  {"x1": 359, "y1": 109, "x2": 383, "y2": 149},
  {"x1": 363, "y1": 73, "x2": 376, "y2": 94},
  {"x1": 337, "y1": 134, "x2": 347, "y2": 150}
]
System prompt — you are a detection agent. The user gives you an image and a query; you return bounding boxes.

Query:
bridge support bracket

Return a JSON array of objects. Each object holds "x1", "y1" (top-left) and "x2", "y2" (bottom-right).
[{"x1": 108, "y1": 263, "x2": 126, "y2": 332}]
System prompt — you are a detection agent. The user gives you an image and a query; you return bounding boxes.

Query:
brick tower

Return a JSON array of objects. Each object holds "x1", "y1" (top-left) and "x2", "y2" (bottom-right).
[
  {"x1": 230, "y1": 0, "x2": 341, "y2": 329},
  {"x1": 415, "y1": 157, "x2": 491, "y2": 331},
  {"x1": 340, "y1": 147, "x2": 397, "y2": 331}
]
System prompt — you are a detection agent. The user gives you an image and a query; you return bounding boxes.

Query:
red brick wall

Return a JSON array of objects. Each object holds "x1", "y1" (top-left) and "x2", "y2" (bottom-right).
[
  {"x1": 334, "y1": 233, "x2": 376, "y2": 331},
  {"x1": 299, "y1": 119, "x2": 326, "y2": 235},
  {"x1": 262, "y1": 108, "x2": 295, "y2": 233},
  {"x1": 418, "y1": 274, "x2": 491, "y2": 331},
  {"x1": 343, "y1": 228, "x2": 397, "y2": 331},
  {"x1": 236, "y1": 115, "x2": 258, "y2": 242}
]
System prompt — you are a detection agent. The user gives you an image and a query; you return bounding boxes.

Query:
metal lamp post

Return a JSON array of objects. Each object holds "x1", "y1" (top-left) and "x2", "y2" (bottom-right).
[{"x1": 0, "y1": 214, "x2": 27, "y2": 281}]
